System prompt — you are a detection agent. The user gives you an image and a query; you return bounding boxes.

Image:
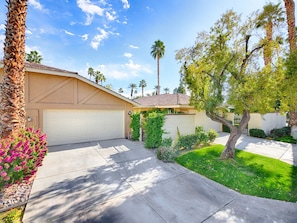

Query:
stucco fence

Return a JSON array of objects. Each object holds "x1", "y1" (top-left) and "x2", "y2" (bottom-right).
[{"x1": 161, "y1": 112, "x2": 286, "y2": 141}]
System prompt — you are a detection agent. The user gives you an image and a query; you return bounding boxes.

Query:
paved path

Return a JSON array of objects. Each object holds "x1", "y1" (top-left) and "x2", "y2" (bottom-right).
[
  {"x1": 23, "y1": 135, "x2": 297, "y2": 222},
  {"x1": 214, "y1": 132, "x2": 297, "y2": 166}
]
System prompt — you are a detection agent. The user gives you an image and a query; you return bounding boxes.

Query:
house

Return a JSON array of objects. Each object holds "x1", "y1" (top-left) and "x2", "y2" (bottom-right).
[
  {"x1": 134, "y1": 94, "x2": 222, "y2": 140},
  {"x1": 0, "y1": 61, "x2": 138, "y2": 146}
]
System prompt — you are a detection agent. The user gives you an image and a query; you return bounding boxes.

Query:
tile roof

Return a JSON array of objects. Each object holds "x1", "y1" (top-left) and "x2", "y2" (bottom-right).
[{"x1": 134, "y1": 93, "x2": 190, "y2": 107}]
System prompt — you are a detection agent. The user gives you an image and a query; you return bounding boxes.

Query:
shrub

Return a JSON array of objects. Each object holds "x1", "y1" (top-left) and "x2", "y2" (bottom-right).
[
  {"x1": 175, "y1": 134, "x2": 200, "y2": 150},
  {"x1": 156, "y1": 138, "x2": 178, "y2": 162},
  {"x1": 249, "y1": 128, "x2": 266, "y2": 138},
  {"x1": 270, "y1": 127, "x2": 291, "y2": 138},
  {"x1": 144, "y1": 112, "x2": 165, "y2": 148},
  {"x1": 208, "y1": 129, "x2": 218, "y2": 142},
  {"x1": 130, "y1": 112, "x2": 141, "y2": 141},
  {"x1": 0, "y1": 127, "x2": 48, "y2": 189}
]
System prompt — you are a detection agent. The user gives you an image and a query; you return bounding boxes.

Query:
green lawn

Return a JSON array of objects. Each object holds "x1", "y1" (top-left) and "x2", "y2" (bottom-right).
[{"x1": 175, "y1": 145, "x2": 297, "y2": 202}]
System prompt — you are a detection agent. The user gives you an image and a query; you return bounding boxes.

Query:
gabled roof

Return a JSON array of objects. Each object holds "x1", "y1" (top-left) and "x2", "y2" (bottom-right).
[
  {"x1": 134, "y1": 93, "x2": 192, "y2": 108},
  {"x1": 0, "y1": 61, "x2": 139, "y2": 107}
]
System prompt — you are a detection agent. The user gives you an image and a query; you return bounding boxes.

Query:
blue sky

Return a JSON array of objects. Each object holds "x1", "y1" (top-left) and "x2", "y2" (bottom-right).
[{"x1": 0, "y1": 0, "x2": 288, "y2": 97}]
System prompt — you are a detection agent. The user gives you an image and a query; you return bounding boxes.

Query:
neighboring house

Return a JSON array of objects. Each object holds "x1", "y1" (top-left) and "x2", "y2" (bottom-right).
[
  {"x1": 134, "y1": 94, "x2": 222, "y2": 140},
  {"x1": 0, "y1": 61, "x2": 138, "y2": 146}
]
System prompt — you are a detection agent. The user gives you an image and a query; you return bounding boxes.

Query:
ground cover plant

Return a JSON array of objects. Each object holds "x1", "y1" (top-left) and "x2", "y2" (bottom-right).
[
  {"x1": 175, "y1": 144, "x2": 297, "y2": 202},
  {"x1": 0, "y1": 206, "x2": 24, "y2": 223}
]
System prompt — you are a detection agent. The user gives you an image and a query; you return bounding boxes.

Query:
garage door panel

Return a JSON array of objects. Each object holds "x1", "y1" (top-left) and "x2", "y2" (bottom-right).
[{"x1": 43, "y1": 110, "x2": 124, "y2": 146}]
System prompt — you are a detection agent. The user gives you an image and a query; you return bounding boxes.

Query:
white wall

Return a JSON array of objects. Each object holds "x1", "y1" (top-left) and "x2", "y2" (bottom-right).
[
  {"x1": 248, "y1": 113, "x2": 286, "y2": 134},
  {"x1": 193, "y1": 111, "x2": 222, "y2": 132},
  {"x1": 163, "y1": 114, "x2": 195, "y2": 140}
]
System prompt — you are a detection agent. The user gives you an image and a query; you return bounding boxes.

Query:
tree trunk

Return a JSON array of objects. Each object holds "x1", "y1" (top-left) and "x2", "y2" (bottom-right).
[
  {"x1": 0, "y1": 0, "x2": 27, "y2": 138},
  {"x1": 263, "y1": 21, "x2": 273, "y2": 66},
  {"x1": 157, "y1": 56, "x2": 160, "y2": 95},
  {"x1": 284, "y1": 0, "x2": 296, "y2": 53},
  {"x1": 219, "y1": 110, "x2": 250, "y2": 159}
]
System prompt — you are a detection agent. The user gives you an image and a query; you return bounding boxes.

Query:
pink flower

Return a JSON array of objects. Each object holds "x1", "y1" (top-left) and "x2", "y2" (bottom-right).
[
  {"x1": 1, "y1": 171, "x2": 7, "y2": 177},
  {"x1": 3, "y1": 176, "x2": 10, "y2": 181},
  {"x1": 0, "y1": 166, "x2": 3, "y2": 171},
  {"x1": 14, "y1": 166, "x2": 22, "y2": 171},
  {"x1": 4, "y1": 156, "x2": 13, "y2": 163},
  {"x1": 0, "y1": 149, "x2": 5, "y2": 156}
]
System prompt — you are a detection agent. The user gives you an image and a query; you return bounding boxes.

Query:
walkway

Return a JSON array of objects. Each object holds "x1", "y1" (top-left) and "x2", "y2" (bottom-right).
[{"x1": 23, "y1": 135, "x2": 297, "y2": 222}]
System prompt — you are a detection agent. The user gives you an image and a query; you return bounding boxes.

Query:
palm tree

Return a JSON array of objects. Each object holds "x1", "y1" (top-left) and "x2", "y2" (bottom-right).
[
  {"x1": 164, "y1": 87, "x2": 170, "y2": 94},
  {"x1": 26, "y1": 50, "x2": 43, "y2": 64},
  {"x1": 284, "y1": 0, "x2": 296, "y2": 52},
  {"x1": 139, "y1": 79, "x2": 147, "y2": 97},
  {"x1": 151, "y1": 40, "x2": 165, "y2": 95},
  {"x1": 94, "y1": 71, "x2": 106, "y2": 85},
  {"x1": 256, "y1": 2, "x2": 285, "y2": 66},
  {"x1": 88, "y1": 67, "x2": 94, "y2": 80},
  {"x1": 0, "y1": 0, "x2": 28, "y2": 138},
  {"x1": 98, "y1": 72, "x2": 106, "y2": 85},
  {"x1": 154, "y1": 85, "x2": 159, "y2": 95},
  {"x1": 118, "y1": 88, "x2": 124, "y2": 94},
  {"x1": 129, "y1": 83, "x2": 137, "y2": 98},
  {"x1": 105, "y1": 84, "x2": 112, "y2": 90}
]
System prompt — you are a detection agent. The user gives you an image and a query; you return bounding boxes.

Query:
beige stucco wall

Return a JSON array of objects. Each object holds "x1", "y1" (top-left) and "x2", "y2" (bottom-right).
[
  {"x1": 248, "y1": 113, "x2": 286, "y2": 134},
  {"x1": 0, "y1": 69, "x2": 134, "y2": 138}
]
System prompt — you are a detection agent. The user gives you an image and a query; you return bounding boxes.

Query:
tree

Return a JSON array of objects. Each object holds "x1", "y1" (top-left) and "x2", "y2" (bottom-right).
[
  {"x1": 25, "y1": 50, "x2": 43, "y2": 64},
  {"x1": 118, "y1": 88, "x2": 124, "y2": 94},
  {"x1": 256, "y1": 2, "x2": 285, "y2": 66},
  {"x1": 94, "y1": 71, "x2": 106, "y2": 85},
  {"x1": 0, "y1": 0, "x2": 28, "y2": 138},
  {"x1": 164, "y1": 87, "x2": 170, "y2": 94},
  {"x1": 139, "y1": 79, "x2": 147, "y2": 97},
  {"x1": 176, "y1": 10, "x2": 285, "y2": 159},
  {"x1": 284, "y1": 0, "x2": 296, "y2": 52},
  {"x1": 129, "y1": 83, "x2": 137, "y2": 98},
  {"x1": 151, "y1": 40, "x2": 165, "y2": 95},
  {"x1": 105, "y1": 84, "x2": 112, "y2": 90},
  {"x1": 88, "y1": 67, "x2": 94, "y2": 80}
]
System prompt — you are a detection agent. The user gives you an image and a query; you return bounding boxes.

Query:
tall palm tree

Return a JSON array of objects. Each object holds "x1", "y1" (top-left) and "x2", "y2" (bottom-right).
[
  {"x1": 88, "y1": 67, "x2": 94, "y2": 80},
  {"x1": 256, "y1": 2, "x2": 285, "y2": 66},
  {"x1": 284, "y1": 0, "x2": 296, "y2": 52},
  {"x1": 164, "y1": 87, "x2": 170, "y2": 94},
  {"x1": 139, "y1": 79, "x2": 147, "y2": 97},
  {"x1": 26, "y1": 50, "x2": 43, "y2": 64},
  {"x1": 0, "y1": 0, "x2": 28, "y2": 138},
  {"x1": 283, "y1": 0, "x2": 297, "y2": 130},
  {"x1": 151, "y1": 40, "x2": 165, "y2": 95},
  {"x1": 98, "y1": 72, "x2": 106, "y2": 85},
  {"x1": 129, "y1": 83, "x2": 137, "y2": 98}
]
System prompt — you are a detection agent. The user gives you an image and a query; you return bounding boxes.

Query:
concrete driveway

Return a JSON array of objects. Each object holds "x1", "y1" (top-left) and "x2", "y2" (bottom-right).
[{"x1": 23, "y1": 138, "x2": 297, "y2": 222}]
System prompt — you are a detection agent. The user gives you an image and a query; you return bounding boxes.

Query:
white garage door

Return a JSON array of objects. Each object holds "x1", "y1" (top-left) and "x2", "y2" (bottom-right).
[{"x1": 43, "y1": 109, "x2": 124, "y2": 146}]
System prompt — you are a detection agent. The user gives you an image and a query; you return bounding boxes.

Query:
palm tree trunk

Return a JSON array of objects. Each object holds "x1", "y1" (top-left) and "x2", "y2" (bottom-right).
[
  {"x1": 0, "y1": 0, "x2": 27, "y2": 138},
  {"x1": 284, "y1": 0, "x2": 296, "y2": 52},
  {"x1": 264, "y1": 22, "x2": 273, "y2": 66},
  {"x1": 157, "y1": 56, "x2": 160, "y2": 95}
]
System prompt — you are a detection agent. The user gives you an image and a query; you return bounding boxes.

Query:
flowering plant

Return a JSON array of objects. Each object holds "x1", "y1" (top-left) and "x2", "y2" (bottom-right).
[{"x1": 0, "y1": 127, "x2": 48, "y2": 189}]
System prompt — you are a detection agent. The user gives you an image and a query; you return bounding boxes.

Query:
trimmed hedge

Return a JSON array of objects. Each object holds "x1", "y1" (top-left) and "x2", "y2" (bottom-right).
[{"x1": 249, "y1": 128, "x2": 266, "y2": 138}]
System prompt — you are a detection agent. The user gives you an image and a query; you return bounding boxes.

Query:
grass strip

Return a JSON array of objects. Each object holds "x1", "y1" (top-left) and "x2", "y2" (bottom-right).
[{"x1": 175, "y1": 144, "x2": 297, "y2": 202}]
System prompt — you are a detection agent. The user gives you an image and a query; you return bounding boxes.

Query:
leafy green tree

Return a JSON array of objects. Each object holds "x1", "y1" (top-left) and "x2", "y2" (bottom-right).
[
  {"x1": 256, "y1": 2, "x2": 285, "y2": 66},
  {"x1": 26, "y1": 50, "x2": 43, "y2": 64},
  {"x1": 105, "y1": 84, "x2": 112, "y2": 90},
  {"x1": 151, "y1": 40, "x2": 165, "y2": 95},
  {"x1": 129, "y1": 83, "x2": 137, "y2": 98},
  {"x1": 118, "y1": 88, "x2": 124, "y2": 94},
  {"x1": 176, "y1": 10, "x2": 286, "y2": 159},
  {"x1": 88, "y1": 67, "x2": 94, "y2": 80},
  {"x1": 139, "y1": 79, "x2": 147, "y2": 97}
]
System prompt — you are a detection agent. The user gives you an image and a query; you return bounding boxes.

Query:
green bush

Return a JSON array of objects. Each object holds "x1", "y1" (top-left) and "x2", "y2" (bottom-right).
[
  {"x1": 175, "y1": 134, "x2": 200, "y2": 150},
  {"x1": 208, "y1": 129, "x2": 218, "y2": 142},
  {"x1": 130, "y1": 113, "x2": 141, "y2": 141},
  {"x1": 270, "y1": 127, "x2": 291, "y2": 138},
  {"x1": 144, "y1": 112, "x2": 165, "y2": 148},
  {"x1": 274, "y1": 135, "x2": 297, "y2": 144},
  {"x1": 249, "y1": 128, "x2": 266, "y2": 138}
]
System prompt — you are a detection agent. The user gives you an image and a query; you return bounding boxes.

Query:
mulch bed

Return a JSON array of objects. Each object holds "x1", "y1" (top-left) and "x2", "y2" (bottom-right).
[{"x1": 0, "y1": 179, "x2": 34, "y2": 213}]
